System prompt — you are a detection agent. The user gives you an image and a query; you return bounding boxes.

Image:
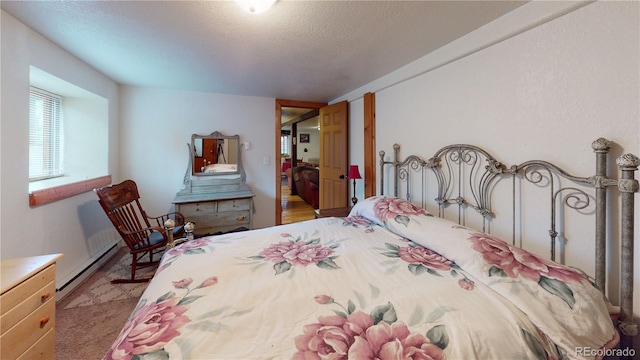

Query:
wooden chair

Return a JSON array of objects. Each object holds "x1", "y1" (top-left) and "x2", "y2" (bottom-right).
[{"x1": 95, "y1": 179, "x2": 185, "y2": 283}]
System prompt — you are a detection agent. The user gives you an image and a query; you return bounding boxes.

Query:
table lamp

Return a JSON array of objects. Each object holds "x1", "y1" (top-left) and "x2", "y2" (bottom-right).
[{"x1": 347, "y1": 165, "x2": 362, "y2": 205}]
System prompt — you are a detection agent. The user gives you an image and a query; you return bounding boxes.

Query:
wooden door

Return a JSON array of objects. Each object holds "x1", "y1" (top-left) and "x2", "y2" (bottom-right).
[
  {"x1": 319, "y1": 101, "x2": 349, "y2": 209},
  {"x1": 194, "y1": 139, "x2": 217, "y2": 173},
  {"x1": 203, "y1": 139, "x2": 217, "y2": 164}
]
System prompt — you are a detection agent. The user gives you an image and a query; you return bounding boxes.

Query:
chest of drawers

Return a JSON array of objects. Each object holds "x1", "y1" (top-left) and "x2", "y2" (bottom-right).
[
  {"x1": 174, "y1": 150, "x2": 256, "y2": 236},
  {"x1": 176, "y1": 196, "x2": 254, "y2": 234},
  {"x1": 1, "y1": 254, "x2": 63, "y2": 360}
]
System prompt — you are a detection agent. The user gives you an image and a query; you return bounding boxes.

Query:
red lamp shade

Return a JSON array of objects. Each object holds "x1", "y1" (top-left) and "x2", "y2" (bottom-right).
[{"x1": 347, "y1": 165, "x2": 362, "y2": 180}]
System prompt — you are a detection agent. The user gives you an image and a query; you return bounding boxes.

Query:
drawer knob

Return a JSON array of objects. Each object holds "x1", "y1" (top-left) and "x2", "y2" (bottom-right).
[
  {"x1": 40, "y1": 316, "x2": 50, "y2": 327},
  {"x1": 236, "y1": 215, "x2": 246, "y2": 221},
  {"x1": 41, "y1": 292, "x2": 51, "y2": 300}
]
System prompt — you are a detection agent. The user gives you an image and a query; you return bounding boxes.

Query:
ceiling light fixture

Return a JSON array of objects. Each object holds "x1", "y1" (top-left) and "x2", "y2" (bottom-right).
[{"x1": 235, "y1": 0, "x2": 277, "y2": 14}]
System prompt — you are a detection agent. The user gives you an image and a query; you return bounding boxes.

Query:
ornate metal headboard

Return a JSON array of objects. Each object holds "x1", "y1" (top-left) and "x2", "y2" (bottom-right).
[{"x1": 379, "y1": 138, "x2": 639, "y2": 337}]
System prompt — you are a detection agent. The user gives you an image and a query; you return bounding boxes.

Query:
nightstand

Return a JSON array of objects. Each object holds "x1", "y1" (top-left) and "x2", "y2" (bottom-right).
[
  {"x1": 1, "y1": 254, "x2": 63, "y2": 360},
  {"x1": 314, "y1": 206, "x2": 353, "y2": 219}
]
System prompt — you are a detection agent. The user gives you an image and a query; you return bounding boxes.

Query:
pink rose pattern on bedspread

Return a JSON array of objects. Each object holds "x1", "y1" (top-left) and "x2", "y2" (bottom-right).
[
  {"x1": 252, "y1": 233, "x2": 340, "y2": 275},
  {"x1": 342, "y1": 215, "x2": 376, "y2": 233},
  {"x1": 374, "y1": 197, "x2": 430, "y2": 226},
  {"x1": 469, "y1": 232, "x2": 585, "y2": 284},
  {"x1": 104, "y1": 275, "x2": 219, "y2": 360},
  {"x1": 294, "y1": 296, "x2": 447, "y2": 360},
  {"x1": 380, "y1": 241, "x2": 475, "y2": 291},
  {"x1": 166, "y1": 237, "x2": 211, "y2": 257},
  {"x1": 105, "y1": 297, "x2": 189, "y2": 360},
  {"x1": 467, "y1": 231, "x2": 588, "y2": 308},
  {"x1": 157, "y1": 237, "x2": 213, "y2": 273}
]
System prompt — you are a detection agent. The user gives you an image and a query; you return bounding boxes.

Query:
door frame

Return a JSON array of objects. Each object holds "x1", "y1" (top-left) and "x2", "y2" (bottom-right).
[
  {"x1": 363, "y1": 92, "x2": 376, "y2": 198},
  {"x1": 275, "y1": 99, "x2": 327, "y2": 225}
]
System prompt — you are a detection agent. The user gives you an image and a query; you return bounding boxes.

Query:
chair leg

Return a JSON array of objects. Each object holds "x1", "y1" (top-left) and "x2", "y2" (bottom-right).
[
  {"x1": 110, "y1": 252, "x2": 154, "y2": 284},
  {"x1": 131, "y1": 255, "x2": 137, "y2": 280}
]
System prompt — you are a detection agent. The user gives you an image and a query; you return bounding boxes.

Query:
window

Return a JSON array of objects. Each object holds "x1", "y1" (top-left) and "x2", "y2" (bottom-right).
[
  {"x1": 28, "y1": 66, "x2": 109, "y2": 199},
  {"x1": 29, "y1": 87, "x2": 64, "y2": 180},
  {"x1": 280, "y1": 134, "x2": 290, "y2": 155}
]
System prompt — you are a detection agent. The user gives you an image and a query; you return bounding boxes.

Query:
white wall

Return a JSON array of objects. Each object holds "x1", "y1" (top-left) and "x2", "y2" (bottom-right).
[
  {"x1": 119, "y1": 87, "x2": 275, "y2": 229},
  {"x1": 336, "y1": 1, "x2": 639, "y2": 318},
  {"x1": 299, "y1": 129, "x2": 319, "y2": 164},
  {"x1": 1, "y1": 11, "x2": 121, "y2": 288}
]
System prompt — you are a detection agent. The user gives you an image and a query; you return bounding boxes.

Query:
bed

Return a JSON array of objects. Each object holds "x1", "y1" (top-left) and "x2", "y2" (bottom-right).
[
  {"x1": 203, "y1": 163, "x2": 238, "y2": 174},
  {"x1": 104, "y1": 138, "x2": 638, "y2": 360}
]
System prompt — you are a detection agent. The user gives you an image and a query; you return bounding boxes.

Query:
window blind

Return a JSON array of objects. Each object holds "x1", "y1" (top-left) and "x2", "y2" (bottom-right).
[
  {"x1": 280, "y1": 135, "x2": 290, "y2": 155},
  {"x1": 29, "y1": 87, "x2": 64, "y2": 180}
]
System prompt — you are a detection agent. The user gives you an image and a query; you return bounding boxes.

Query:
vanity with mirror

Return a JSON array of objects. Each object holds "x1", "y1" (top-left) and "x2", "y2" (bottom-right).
[{"x1": 173, "y1": 131, "x2": 255, "y2": 235}]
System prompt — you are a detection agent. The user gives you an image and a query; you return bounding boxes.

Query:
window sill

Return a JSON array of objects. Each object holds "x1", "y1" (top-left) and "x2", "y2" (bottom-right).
[{"x1": 29, "y1": 175, "x2": 112, "y2": 207}]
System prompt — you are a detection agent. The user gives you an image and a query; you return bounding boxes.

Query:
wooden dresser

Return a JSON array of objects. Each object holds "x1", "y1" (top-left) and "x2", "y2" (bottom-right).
[{"x1": 1, "y1": 254, "x2": 63, "y2": 360}]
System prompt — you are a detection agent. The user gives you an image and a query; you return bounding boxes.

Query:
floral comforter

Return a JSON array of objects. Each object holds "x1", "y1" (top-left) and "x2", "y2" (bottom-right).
[{"x1": 105, "y1": 196, "x2": 617, "y2": 360}]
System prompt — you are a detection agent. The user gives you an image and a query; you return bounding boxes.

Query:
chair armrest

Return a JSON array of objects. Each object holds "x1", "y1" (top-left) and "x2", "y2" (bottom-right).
[
  {"x1": 117, "y1": 225, "x2": 168, "y2": 251},
  {"x1": 149, "y1": 212, "x2": 186, "y2": 239},
  {"x1": 118, "y1": 225, "x2": 166, "y2": 237},
  {"x1": 149, "y1": 212, "x2": 185, "y2": 227}
]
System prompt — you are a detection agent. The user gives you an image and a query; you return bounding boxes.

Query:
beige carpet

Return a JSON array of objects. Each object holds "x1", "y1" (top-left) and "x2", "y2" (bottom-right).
[
  {"x1": 61, "y1": 247, "x2": 155, "y2": 309},
  {"x1": 56, "y1": 297, "x2": 139, "y2": 360},
  {"x1": 56, "y1": 247, "x2": 154, "y2": 359}
]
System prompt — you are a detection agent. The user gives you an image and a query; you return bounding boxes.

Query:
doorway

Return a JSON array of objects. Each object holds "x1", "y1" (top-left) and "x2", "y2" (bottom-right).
[{"x1": 275, "y1": 99, "x2": 326, "y2": 225}]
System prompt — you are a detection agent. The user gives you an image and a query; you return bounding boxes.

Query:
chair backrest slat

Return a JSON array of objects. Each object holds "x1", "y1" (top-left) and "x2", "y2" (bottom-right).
[
  {"x1": 95, "y1": 179, "x2": 160, "y2": 250},
  {"x1": 94, "y1": 179, "x2": 187, "y2": 283}
]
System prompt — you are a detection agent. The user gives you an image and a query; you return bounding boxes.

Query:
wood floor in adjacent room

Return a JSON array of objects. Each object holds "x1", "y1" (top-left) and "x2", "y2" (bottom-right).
[{"x1": 281, "y1": 180, "x2": 316, "y2": 224}]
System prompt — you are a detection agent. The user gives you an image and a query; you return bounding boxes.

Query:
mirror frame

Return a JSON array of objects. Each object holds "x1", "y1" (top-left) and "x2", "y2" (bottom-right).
[{"x1": 185, "y1": 131, "x2": 246, "y2": 180}]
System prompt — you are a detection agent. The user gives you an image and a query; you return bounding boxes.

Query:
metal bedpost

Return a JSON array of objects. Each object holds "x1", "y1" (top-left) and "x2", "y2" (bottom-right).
[
  {"x1": 393, "y1": 144, "x2": 400, "y2": 197},
  {"x1": 379, "y1": 149, "x2": 386, "y2": 196},
  {"x1": 592, "y1": 138, "x2": 611, "y2": 292},
  {"x1": 617, "y1": 153, "x2": 639, "y2": 337}
]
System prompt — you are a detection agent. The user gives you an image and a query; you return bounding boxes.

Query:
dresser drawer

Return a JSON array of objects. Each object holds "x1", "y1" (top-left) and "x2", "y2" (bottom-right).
[
  {"x1": 179, "y1": 202, "x2": 215, "y2": 216},
  {"x1": 175, "y1": 193, "x2": 254, "y2": 235},
  {"x1": 0, "y1": 298, "x2": 55, "y2": 359},
  {"x1": 1, "y1": 264, "x2": 55, "y2": 312},
  {"x1": 215, "y1": 209, "x2": 251, "y2": 226},
  {"x1": 1, "y1": 281, "x2": 55, "y2": 333},
  {"x1": 179, "y1": 199, "x2": 252, "y2": 216},
  {"x1": 17, "y1": 328, "x2": 54, "y2": 360},
  {"x1": 218, "y1": 198, "x2": 251, "y2": 212},
  {"x1": 188, "y1": 210, "x2": 250, "y2": 227}
]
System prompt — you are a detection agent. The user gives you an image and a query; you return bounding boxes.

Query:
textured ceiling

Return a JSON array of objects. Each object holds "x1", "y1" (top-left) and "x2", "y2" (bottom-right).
[{"x1": 1, "y1": 1, "x2": 526, "y2": 103}]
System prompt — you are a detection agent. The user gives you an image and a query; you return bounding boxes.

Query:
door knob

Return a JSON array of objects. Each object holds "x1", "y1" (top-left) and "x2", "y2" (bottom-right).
[{"x1": 339, "y1": 174, "x2": 345, "y2": 179}]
